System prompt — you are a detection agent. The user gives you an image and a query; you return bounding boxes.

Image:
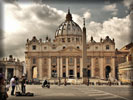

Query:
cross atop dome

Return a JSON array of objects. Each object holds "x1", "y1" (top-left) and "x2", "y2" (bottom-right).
[{"x1": 66, "y1": 8, "x2": 72, "y2": 21}]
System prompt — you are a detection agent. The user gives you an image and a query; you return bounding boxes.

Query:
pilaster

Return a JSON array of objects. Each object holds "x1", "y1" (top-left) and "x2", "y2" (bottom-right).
[
  {"x1": 74, "y1": 57, "x2": 77, "y2": 78},
  {"x1": 48, "y1": 57, "x2": 51, "y2": 79}
]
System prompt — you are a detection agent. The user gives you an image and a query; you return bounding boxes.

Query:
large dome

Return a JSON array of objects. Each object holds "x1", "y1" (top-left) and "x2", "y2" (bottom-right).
[{"x1": 55, "y1": 9, "x2": 82, "y2": 37}]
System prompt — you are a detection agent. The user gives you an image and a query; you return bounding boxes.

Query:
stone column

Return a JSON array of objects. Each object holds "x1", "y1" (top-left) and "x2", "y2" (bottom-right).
[
  {"x1": 91, "y1": 57, "x2": 94, "y2": 77},
  {"x1": 80, "y1": 57, "x2": 83, "y2": 78},
  {"x1": 26, "y1": 58, "x2": 32, "y2": 80},
  {"x1": 111, "y1": 57, "x2": 115, "y2": 79},
  {"x1": 74, "y1": 57, "x2": 77, "y2": 78},
  {"x1": 38, "y1": 57, "x2": 43, "y2": 80},
  {"x1": 14, "y1": 67, "x2": 16, "y2": 76},
  {"x1": 27, "y1": 67, "x2": 32, "y2": 80},
  {"x1": 48, "y1": 57, "x2": 51, "y2": 79},
  {"x1": 100, "y1": 58, "x2": 104, "y2": 79},
  {"x1": 57, "y1": 57, "x2": 59, "y2": 77},
  {"x1": 60, "y1": 57, "x2": 63, "y2": 78},
  {"x1": 66, "y1": 57, "x2": 69, "y2": 78},
  {"x1": 16, "y1": 67, "x2": 19, "y2": 77},
  {"x1": 5, "y1": 68, "x2": 7, "y2": 79}
]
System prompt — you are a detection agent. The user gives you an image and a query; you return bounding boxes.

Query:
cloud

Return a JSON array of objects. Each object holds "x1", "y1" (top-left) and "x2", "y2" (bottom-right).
[
  {"x1": 3, "y1": 2, "x2": 130, "y2": 60},
  {"x1": 3, "y1": 2, "x2": 83, "y2": 60},
  {"x1": 86, "y1": 15, "x2": 131, "y2": 49},
  {"x1": 123, "y1": 0, "x2": 133, "y2": 9},
  {"x1": 83, "y1": 10, "x2": 91, "y2": 20},
  {"x1": 3, "y1": 3, "x2": 66, "y2": 60},
  {"x1": 103, "y1": 3, "x2": 118, "y2": 15}
]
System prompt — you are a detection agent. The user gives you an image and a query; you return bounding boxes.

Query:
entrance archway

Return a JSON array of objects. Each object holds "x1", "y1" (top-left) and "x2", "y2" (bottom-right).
[
  {"x1": 105, "y1": 66, "x2": 111, "y2": 79},
  {"x1": 87, "y1": 70, "x2": 91, "y2": 78},
  {"x1": 32, "y1": 66, "x2": 37, "y2": 79}
]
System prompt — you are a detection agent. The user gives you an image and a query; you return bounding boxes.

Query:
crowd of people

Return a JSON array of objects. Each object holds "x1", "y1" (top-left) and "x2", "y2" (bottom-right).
[{"x1": 0, "y1": 73, "x2": 26, "y2": 100}]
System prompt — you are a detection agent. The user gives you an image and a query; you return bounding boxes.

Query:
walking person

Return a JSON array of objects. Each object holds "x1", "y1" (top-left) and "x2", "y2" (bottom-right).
[
  {"x1": 21, "y1": 76, "x2": 26, "y2": 93},
  {"x1": 10, "y1": 76, "x2": 16, "y2": 95},
  {"x1": 0, "y1": 73, "x2": 8, "y2": 100}
]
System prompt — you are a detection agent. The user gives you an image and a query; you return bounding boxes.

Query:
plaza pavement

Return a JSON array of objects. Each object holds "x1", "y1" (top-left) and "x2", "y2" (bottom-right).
[{"x1": 7, "y1": 85, "x2": 133, "y2": 100}]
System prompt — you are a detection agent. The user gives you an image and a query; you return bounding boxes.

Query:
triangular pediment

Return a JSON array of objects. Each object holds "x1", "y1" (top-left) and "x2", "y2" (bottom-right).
[{"x1": 60, "y1": 46, "x2": 81, "y2": 53}]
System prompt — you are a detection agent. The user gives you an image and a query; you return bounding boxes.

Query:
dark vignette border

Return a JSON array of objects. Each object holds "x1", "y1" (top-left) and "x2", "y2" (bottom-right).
[{"x1": 1, "y1": 0, "x2": 133, "y2": 100}]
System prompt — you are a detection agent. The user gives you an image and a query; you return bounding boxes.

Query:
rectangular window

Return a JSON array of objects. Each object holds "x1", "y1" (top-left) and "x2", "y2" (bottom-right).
[
  {"x1": 44, "y1": 47, "x2": 47, "y2": 50},
  {"x1": 32, "y1": 45, "x2": 36, "y2": 50},
  {"x1": 69, "y1": 57, "x2": 74, "y2": 65},
  {"x1": 62, "y1": 58, "x2": 66, "y2": 64},
  {"x1": 77, "y1": 66, "x2": 80, "y2": 68},
  {"x1": 87, "y1": 57, "x2": 91, "y2": 64},
  {"x1": 76, "y1": 38, "x2": 79, "y2": 42},
  {"x1": 63, "y1": 66, "x2": 66, "y2": 68},
  {"x1": 51, "y1": 57, "x2": 57, "y2": 65}
]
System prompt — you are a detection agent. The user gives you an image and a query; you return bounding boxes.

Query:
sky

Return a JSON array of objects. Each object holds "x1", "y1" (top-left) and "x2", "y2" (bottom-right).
[{"x1": 1, "y1": 0, "x2": 133, "y2": 61}]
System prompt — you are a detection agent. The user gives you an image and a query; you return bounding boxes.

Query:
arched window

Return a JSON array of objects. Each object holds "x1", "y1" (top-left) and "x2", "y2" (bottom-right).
[
  {"x1": 106, "y1": 45, "x2": 110, "y2": 50},
  {"x1": 67, "y1": 38, "x2": 70, "y2": 42},
  {"x1": 76, "y1": 38, "x2": 79, "y2": 42},
  {"x1": 62, "y1": 38, "x2": 65, "y2": 42},
  {"x1": 32, "y1": 45, "x2": 36, "y2": 50},
  {"x1": 63, "y1": 46, "x2": 66, "y2": 49},
  {"x1": 77, "y1": 46, "x2": 80, "y2": 49}
]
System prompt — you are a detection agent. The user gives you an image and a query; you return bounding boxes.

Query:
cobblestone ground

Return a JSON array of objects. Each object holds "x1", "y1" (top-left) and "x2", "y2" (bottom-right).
[{"x1": 7, "y1": 85, "x2": 133, "y2": 100}]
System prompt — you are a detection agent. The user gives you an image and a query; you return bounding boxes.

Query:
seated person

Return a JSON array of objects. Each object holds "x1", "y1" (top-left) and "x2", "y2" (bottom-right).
[{"x1": 43, "y1": 80, "x2": 48, "y2": 87}]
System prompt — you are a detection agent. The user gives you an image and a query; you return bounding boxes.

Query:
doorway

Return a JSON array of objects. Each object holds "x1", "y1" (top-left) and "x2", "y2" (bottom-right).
[
  {"x1": 7, "y1": 68, "x2": 14, "y2": 80},
  {"x1": 88, "y1": 70, "x2": 91, "y2": 78},
  {"x1": 105, "y1": 66, "x2": 111, "y2": 79},
  {"x1": 0, "y1": 68, "x2": 3, "y2": 73},
  {"x1": 69, "y1": 70, "x2": 74, "y2": 78},
  {"x1": 32, "y1": 66, "x2": 37, "y2": 79}
]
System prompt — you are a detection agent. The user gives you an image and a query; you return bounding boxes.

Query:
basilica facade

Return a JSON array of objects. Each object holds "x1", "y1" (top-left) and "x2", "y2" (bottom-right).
[{"x1": 25, "y1": 10, "x2": 129, "y2": 84}]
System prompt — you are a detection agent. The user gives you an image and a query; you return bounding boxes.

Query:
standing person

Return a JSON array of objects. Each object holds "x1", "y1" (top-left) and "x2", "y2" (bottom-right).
[
  {"x1": 10, "y1": 76, "x2": 16, "y2": 95},
  {"x1": 21, "y1": 76, "x2": 26, "y2": 93},
  {"x1": 0, "y1": 73, "x2": 8, "y2": 100}
]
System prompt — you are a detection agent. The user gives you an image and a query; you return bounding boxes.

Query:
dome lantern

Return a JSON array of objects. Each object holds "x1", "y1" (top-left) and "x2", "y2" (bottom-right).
[{"x1": 66, "y1": 9, "x2": 72, "y2": 21}]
